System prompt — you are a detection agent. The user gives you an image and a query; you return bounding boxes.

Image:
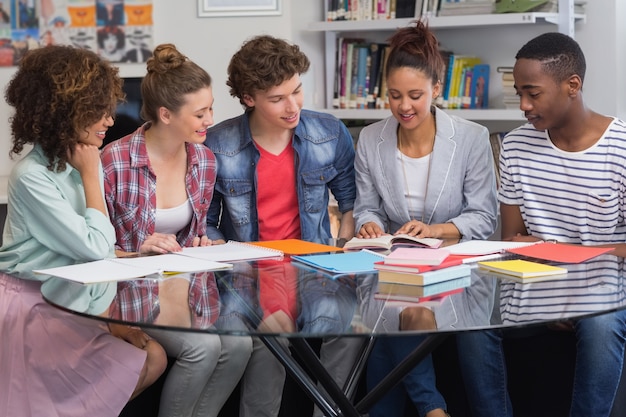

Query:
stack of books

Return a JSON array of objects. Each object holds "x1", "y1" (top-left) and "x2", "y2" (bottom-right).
[
  {"x1": 497, "y1": 66, "x2": 519, "y2": 109},
  {"x1": 373, "y1": 247, "x2": 472, "y2": 302},
  {"x1": 438, "y1": 0, "x2": 496, "y2": 16}
]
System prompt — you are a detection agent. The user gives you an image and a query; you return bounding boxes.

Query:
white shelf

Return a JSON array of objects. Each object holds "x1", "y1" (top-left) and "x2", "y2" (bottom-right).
[
  {"x1": 318, "y1": 108, "x2": 524, "y2": 122},
  {"x1": 308, "y1": 13, "x2": 585, "y2": 32}
]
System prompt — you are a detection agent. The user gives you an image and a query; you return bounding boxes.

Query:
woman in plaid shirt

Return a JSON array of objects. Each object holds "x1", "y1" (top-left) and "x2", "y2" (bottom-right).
[{"x1": 101, "y1": 43, "x2": 251, "y2": 417}]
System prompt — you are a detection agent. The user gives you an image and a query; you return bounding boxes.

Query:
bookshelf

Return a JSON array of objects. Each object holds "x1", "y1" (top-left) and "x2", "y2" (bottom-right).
[{"x1": 307, "y1": 0, "x2": 586, "y2": 130}]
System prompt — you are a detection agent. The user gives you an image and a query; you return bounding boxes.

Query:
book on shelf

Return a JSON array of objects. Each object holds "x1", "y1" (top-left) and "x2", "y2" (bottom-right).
[
  {"x1": 469, "y1": 63, "x2": 489, "y2": 109},
  {"x1": 378, "y1": 264, "x2": 472, "y2": 285},
  {"x1": 438, "y1": 0, "x2": 496, "y2": 16},
  {"x1": 384, "y1": 247, "x2": 451, "y2": 266},
  {"x1": 344, "y1": 234, "x2": 443, "y2": 252},
  {"x1": 291, "y1": 249, "x2": 385, "y2": 274},
  {"x1": 495, "y1": 0, "x2": 549, "y2": 13},
  {"x1": 477, "y1": 259, "x2": 568, "y2": 279},
  {"x1": 375, "y1": 275, "x2": 471, "y2": 299},
  {"x1": 366, "y1": 42, "x2": 385, "y2": 109},
  {"x1": 376, "y1": 45, "x2": 391, "y2": 109}
]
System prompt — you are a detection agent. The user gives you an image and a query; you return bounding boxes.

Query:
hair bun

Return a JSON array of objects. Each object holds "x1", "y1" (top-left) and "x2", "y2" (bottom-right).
[{"x1": 146, "y1": 43, "x2": 187, "y2": 74}]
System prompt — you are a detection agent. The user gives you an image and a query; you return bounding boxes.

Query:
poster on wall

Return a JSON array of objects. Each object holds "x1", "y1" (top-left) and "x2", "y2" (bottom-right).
[{"x1": 0, "y1": 0, "x2": 153, "y2": 67}]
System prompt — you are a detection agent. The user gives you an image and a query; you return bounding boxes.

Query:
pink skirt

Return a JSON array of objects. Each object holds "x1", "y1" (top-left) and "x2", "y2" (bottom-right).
[{"x1": 0, "y1": 273, "x2": 147, "y2": 417}]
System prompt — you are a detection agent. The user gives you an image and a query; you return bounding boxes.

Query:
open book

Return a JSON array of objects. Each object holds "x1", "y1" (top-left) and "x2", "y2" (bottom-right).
[{"x1": 343, "y1": 234, "x2": 443, "y2": 252}]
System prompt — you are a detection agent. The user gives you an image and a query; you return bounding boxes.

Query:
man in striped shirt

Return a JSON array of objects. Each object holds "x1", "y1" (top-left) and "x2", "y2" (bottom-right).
[{"x1": 457, "y1": 32, "x2": 626, "y2": 417}]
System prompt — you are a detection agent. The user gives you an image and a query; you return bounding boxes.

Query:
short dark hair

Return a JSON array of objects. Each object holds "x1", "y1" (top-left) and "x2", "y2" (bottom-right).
[
  {"x1": 227, "y1": 35, "x2": 310, "y2": 108},
  {"x1": 515, "y1": 32, "x2": 586, "y2": 83}
]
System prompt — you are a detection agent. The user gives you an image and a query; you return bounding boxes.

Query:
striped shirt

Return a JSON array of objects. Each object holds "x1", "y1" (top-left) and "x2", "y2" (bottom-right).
[{"x1": 499, "y1": 118, "x2": 626, "y2": 245}]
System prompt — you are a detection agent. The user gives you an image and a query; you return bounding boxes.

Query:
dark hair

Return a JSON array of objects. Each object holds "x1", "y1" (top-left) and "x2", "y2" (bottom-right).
[
  {"x1": 385, "y1": 20, "x2": 444, "y2": 84},
  {"x1": 515, "y1": 32, "x2": 586, "y2": 83},
  {"x1": 141, "y1": 43, "x2": 212, "y2": 122},
  {"x1": 97, "y1": 25, "x2": 125, "y2": 50},
  {"x1": 5, "y1": 45, "x2": 123, "y2": 172},
  {"x1": 227, "y1": 35, "x2": 310, "y2": 108}
]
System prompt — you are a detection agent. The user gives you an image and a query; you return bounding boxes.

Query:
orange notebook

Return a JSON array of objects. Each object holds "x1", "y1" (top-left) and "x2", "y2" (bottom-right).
[{"x1": 247, "y1": 239, "x2": 341, "y2": 255}]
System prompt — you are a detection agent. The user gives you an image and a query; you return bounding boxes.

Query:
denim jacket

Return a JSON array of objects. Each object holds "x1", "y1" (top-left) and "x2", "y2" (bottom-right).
[{"x1": 204, "y1": 109, "x2": 356, "y2": 243}]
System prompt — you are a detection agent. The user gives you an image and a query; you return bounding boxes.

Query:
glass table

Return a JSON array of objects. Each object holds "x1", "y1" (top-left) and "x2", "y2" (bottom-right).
[{"x1": 42, "y1": 252, "x2": 626, "y2": 417}]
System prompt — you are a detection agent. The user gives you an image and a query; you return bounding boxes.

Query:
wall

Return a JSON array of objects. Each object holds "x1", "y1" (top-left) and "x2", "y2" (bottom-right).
[{"x1": 0, "y1": 0, "x2": 623, "y2": 176}]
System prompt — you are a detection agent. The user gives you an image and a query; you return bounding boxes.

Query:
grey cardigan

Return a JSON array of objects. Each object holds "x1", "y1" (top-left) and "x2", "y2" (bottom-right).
[{"x1": 354, "y1": 107, "x2": 498, "y2": 240}]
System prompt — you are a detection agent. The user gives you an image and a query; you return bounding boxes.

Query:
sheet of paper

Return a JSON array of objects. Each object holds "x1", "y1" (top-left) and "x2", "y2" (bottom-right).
[
  {"x1": 34, "y1": 259, "x2": 158, "y2": 284},
  {"x1": 112, "y1": 253, "x2": 232, "y2": 273},
  {"x1": 180, "y1": 241, "x2": 283, "y2": 262}
]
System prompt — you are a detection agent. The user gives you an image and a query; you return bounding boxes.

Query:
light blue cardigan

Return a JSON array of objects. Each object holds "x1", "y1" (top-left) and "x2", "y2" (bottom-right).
[{"x1": 354, "y1": 107, "x2": 498, "y2": 240}]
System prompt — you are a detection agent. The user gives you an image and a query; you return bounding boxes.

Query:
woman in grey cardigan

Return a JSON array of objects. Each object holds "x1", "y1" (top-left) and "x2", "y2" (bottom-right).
[{"x1": 354, "y1": 21, "x2": 498, "y2": 417}]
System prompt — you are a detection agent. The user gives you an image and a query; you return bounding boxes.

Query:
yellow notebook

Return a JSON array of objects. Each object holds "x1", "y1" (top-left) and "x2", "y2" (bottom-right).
[{"x1": 478, "y1": 259, "x2": 567, "y2": 279}]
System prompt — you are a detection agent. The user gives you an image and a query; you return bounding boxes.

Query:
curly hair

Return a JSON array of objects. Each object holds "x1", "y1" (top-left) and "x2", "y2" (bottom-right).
[
  {"x1": 5, "y1": 45, "x2": 124, "y2": 172},
  {"x1": 515, "y1": 32, "x2": 586, "y2": 84},
  {"x1": 140, "y1": 43, "x2": 212, "y2": 123},
  {"x1": 386, "y1": 20, "x2": 445, "y2": 85},
  {"x1": 227, "y1": 35, "x2": 310, "y2": 108}
]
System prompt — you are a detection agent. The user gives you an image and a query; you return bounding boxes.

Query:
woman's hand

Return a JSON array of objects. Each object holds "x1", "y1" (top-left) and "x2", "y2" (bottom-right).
[
  {"x1": 357, "y1": 222, "x2": 385, "y2": 238},
  {"x1": 139, "y1": 233, "x2": 181, "y2": 254},
  {"x1": 67, "y1": 143, "x2": 101, "y2": 178},
  {"x1": 108, "y1": 323, "x2": 152, "y2": 349},
  {"x1": 395, "y1": 220, "x2": 433, "y2": 238},
  {"x1": 190, "y1": 236, "x2": 226, "y2": 246}
]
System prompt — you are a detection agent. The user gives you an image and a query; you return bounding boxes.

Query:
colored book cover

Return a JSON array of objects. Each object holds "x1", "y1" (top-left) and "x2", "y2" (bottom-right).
[
  {"x1": 470, "y1": 63, "x2": 490, "y2": 109},
  {"x1": 377, "y1": 264, "x2": 472, "y2": 286},
  {"x1": 291, "y1": 250, "x2": 385, "y2": 275},
  {"x1": 248, "y1": 239, "x2": 341, "y2": 256},
  {"x1": 478, "y1": 259, "x2": 568, "y2": 279},
  {"x1": 505, "y1": 242, "x2": 615, "y2": 264},
  {"x1": 375, "y1": 275, "x2": 471, "y2": 299}
]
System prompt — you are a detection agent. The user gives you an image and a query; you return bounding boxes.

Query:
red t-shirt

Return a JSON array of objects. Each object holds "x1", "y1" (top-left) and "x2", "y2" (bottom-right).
[{"x1": 256, "y1": 143, "x2": 301, "y2": 241}]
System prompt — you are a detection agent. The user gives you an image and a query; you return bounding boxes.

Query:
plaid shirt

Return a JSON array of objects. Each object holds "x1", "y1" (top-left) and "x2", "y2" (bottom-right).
[
  {"x1": 110, "y1": 271, "x2": 220, "y2": 329},
  {"x1": 101, "y1": 123, "x2": 217, "y2": 251}
]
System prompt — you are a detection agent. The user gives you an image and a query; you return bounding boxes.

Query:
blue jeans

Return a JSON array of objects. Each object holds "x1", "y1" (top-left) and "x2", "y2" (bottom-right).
[
  {"x1": 367, "y1": 335, "x2": 447, "y2": 417},
  {"x1": 457, "y1": 310, "x2": 626, "y2": 417}
]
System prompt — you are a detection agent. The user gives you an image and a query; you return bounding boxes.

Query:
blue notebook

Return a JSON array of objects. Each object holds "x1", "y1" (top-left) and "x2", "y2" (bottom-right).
[{"x1": 291, "y1": 250, "x2": 385, "y2": 275}]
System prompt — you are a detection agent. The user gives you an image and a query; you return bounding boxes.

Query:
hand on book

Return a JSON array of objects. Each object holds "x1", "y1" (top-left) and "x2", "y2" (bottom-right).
[
  {"x1": 140, "y1": 232, "x2": 182, "y2": 254},
  {"x1": 357, "y1": 221, "x2": 385, "y2": 239},
  {"x1": 395, "y1": 220, "x2": 433, "y2": 238}
]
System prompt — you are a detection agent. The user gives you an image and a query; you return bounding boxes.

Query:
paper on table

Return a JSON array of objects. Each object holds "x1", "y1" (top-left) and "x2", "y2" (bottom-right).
[
  {"x1": 34, "y1": 254, "x2": 233, "y2": 284},
  {"x1": 445, "y1": 240, "x2": 538, "y2": 256},
  {"x1": 505, "y1": 242, "x2": 615, "y2": 264},
  {"x1": 180, "y1": 240, "x2": 283, "y2": 262}
]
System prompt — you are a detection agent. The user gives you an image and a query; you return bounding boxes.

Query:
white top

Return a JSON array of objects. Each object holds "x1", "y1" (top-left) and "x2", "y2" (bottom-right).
[
  {"x1": 154, "y1": 200, "x2": 193, "y2": 235},
  {"x1": 396, "y1": 149, "x2": 430, "y2": 221}
]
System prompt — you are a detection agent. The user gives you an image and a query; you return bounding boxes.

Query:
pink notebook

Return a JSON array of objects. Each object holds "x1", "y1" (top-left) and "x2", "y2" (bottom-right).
[{"x1": 384, "y1": 247, "x2": 451, "y2": 266}]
